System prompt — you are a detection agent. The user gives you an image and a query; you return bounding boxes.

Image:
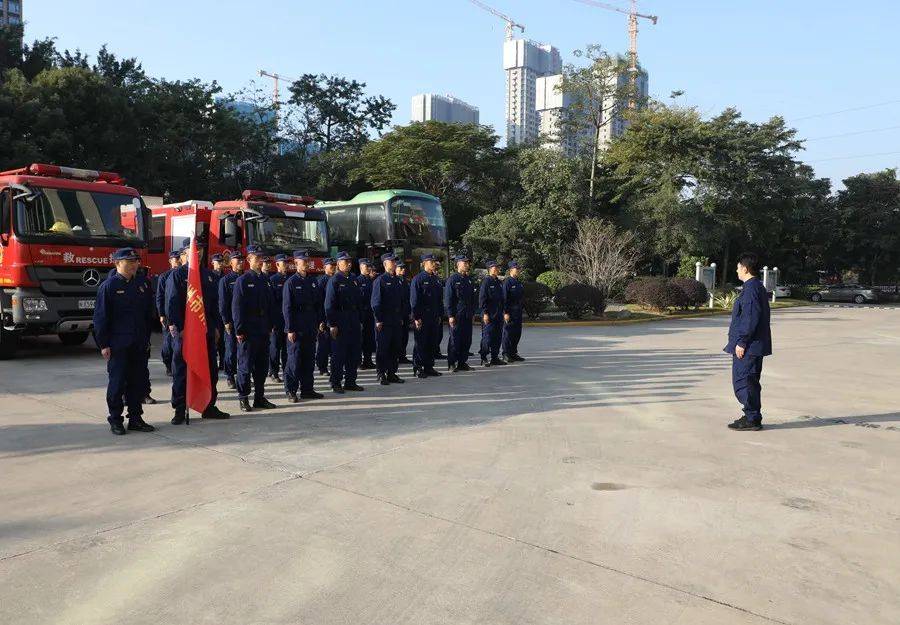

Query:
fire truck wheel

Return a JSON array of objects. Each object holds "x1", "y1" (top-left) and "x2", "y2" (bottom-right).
[
  {"x1": 0, "y1": 326, "x2": 21, "y2": 359},
  {"x1": 59, "y1": 332, "x2": 90, "y2": 347}
]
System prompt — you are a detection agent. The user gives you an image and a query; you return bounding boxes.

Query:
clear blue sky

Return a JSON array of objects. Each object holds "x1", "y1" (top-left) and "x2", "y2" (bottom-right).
[{"x1": 26, "y1": 0, "x2": 900, "y2": 188}]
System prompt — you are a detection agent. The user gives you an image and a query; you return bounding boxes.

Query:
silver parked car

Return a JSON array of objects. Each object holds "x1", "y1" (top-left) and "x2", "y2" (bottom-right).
[{"x1": 810, "y1": 285, "x2": 879, "y2": 304}]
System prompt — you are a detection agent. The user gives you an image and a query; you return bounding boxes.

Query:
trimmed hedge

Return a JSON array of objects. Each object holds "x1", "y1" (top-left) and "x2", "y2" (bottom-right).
[
  {"x1": 536, "y1": 270, "x2": 571, "y2": 294},
  {"x1": 625, "y1": 277, "x2": 688, "y2": 312},
  {"x1": 554, "y1": 283, "x2": 605, "y2": 319},
  {"x1": 670, "y1": 277, "x2": 709, "y2": 308},
  {"x1": 522, "y1": 281, "x2": 552, "y2": 319}
]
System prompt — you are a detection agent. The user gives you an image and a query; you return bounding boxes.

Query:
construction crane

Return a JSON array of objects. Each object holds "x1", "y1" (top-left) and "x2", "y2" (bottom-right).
[
  {"x1": 467, "y1": 0, "x2": 525, "y2": 41},
  {"x1": 571, "y1": 0, "x2": 658, "y2": 74},
  {"x1": 258, "y1": 69, "x2": 291, "y2": 110}
]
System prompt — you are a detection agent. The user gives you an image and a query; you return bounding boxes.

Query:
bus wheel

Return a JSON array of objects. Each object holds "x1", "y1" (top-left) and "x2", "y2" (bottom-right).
[
  {"x1": 59, "y1": 332, "x2": 90, "y2": 347},
  {"x1": 0, "y1": 326, "x2": 21, "y2": 359}
]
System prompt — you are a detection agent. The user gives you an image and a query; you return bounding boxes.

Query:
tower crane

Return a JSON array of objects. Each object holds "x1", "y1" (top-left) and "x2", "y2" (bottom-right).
[
  {"x1": 258, "y1": 70, "x2": 293, "y2": 110},
  {"x1": 571, "y1": 0, "x2": 658, "y2": 74},
  {"x1": 467, "y1": 0, "x2": 525, "y2": 41}
]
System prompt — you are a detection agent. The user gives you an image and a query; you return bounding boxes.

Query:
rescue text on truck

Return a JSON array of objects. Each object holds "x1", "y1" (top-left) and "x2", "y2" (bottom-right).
[{"x1": 0, "y1": 163, "x2": 149, "y2": 359}]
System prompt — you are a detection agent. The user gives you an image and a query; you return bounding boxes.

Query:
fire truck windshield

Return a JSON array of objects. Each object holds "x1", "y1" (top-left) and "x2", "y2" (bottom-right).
[
  {"x1": 247, "y1": 216, "x2": 329, "y2": 254},
  {"x1": 15, "y1": 187, "x2": 144, "y2": 244}
]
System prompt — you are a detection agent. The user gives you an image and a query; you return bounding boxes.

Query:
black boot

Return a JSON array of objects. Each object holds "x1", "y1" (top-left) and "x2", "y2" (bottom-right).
[
  {"x1": 424, "y1": 368, "x2": 442, "y2": 377},
  {"x1": 398, "y1": 356, "x2": 412, "y2": 364},
  {"x1": 332, "y1": 384, "x2": 345, "y2": 394},
  {"x1": 481, "y1": 358, "x2": 492, "y2": 367},
  {"x1": 360, "y1": 359, "x2": 375, "y2": 370},
  {"x1": 202, "y1": 406, "x2": 230, "y2": 419},
  {"x1": 253, "y1": 398, "x2": 277, "y2": 409},
  {"x1": 344, "y1": 383, "x2": 365, "y2": 392},
  {"x1": 127, "y1": 416, "x2": 156, "y2": 432},
  {"x1": 379, "y1": 374, "x2": 390, "y2": 385},
  {"x1": 109, "y1": 419, "x2": 126, "y2": 435},
  {"x1": 171, "y1": 409, "x2": 186, "y2": 425},
  {"x1": 300, "y1": 391, "x2": 325, "y2": 399},
  {"x1": 387, "y1": 373, "x2": 404, "y2": 383},
  {"x1": 727, "y1": 416, "x2": 762, "y2": 431},
  {"x1": 286, "y1": 392, "x2": 299, "y2": 403},
  {"x1": 490, "y1": 358, "x2": 507, "y2": 366},
  {"x1": 457, "y1": 362, "x2": 473, "y2": 372},
  {"x1": 239, "y1": 398, "x2": 252, "y2": 412}
]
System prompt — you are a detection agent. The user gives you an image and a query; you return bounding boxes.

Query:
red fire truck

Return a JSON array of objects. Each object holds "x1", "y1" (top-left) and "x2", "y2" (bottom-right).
[
  {"x1": 0, "y1": 163, "x2": 149, "y2": 358},
  {"x1": 144, "y1": 190, "x2": 330, "y2": 276}
]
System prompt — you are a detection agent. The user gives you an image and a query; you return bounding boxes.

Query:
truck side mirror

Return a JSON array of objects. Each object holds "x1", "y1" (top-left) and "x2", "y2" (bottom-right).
[{"x1": 222, "y1": 216, "x2": 237, "y2": 247}]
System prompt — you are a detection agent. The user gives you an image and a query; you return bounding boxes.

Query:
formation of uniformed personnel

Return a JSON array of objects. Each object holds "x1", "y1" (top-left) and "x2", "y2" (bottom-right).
[
  {"x1": 165, "y1": 244, "x2": 230, "y2": 423},
  {"x1": 356, "y1": 259, "x2": 376, "y2": 370},
  {"x1": 232, "y1": 246, "x2": 277, "y2": 412},
  {"x1": 93, "y1": 248, "x2": 156, "y2": 435},
  {"x1": 268, "y1": 254, "x2": 290, "y2": 383},
  {"x1": 218, "y1": 251, "x2": 244, "y2": 389},
  {"x1": 501, "y1": 261, "x2": 525, "y2": 362},
  {"x1": 410, "y1": 254, "x2": 443, "y2": 379},
  {"x1": 315, "y1": 257, "x2": 336, "y2": 375},
  {"x1": 325, "y1": 251, "x2": 365, "y2": 393},
  {"x1": 371, "y1": 252, "x2": 406, "y2": 385},
  {"x1": 444, "y1": 253, "x2": 476, "y2": 372},
  {"x1": 282, "y1": 250, "x2": 325, "y2": 402},
  {"x1": 479, "y1": 261, "x2": 507, "y2": 367},
  {"x1": 396, "y1": 261, "x2": 412, "y2": 364},
  {"x1": 156, "y1": 250, "x2": 181, "y2": 377},
  {"x1": 210, "y1": 253, "x2": 227, "y2": 371}
]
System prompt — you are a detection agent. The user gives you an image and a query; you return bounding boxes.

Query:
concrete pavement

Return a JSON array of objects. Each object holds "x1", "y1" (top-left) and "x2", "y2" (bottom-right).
[{"x1": 1, "y1": 306, "x2": 898, "y2": 624}]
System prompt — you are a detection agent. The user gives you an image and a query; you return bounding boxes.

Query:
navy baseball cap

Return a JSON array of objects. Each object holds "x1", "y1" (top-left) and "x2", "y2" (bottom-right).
[
  {"x1": 274, "y1": 253, "x2": 288, "y2": 262},
  {"x1": 453, "y1": 253, "x2": 470, "y2": 262},
  {"x1": 380, "y1": 252, "x2": 396, "y2": 263},
  {"x1": 420, "y1": 253, "x2": 435, "y2": 262},
  {"x1": 322, "y1": 256, "x2": 336, "y2": 266},
  {"x1": 359, "y1": 258, "x2": 373, "y2": 267},
  {"x1": 168, "y1": 250, "x2": 181, "y2": 260},
  {"x1": 245, "y1": 245, "x2": 263, "y2": 256},
  {"x1": 210, "y1": 253, "x2": 223, "y2": 262},
  {"x1": 486, "y1": 260, "x2": 498, "y2": 269},
  {"x1": 507, "y1": 261, "x2": 519, "y2": 269},
  {"x1": 293, "y1": 250, "x2": 309, "y2": 260},
  {"x1": 395, "y1": 260, "x2": 406, "y2": 268},
  {"x1": 112, "y1": 248, "x2": 140, "y2": 261},
  {"x1": 336, "y1": 251, "x2": 352, "y2": 261},
  {"x1": 229, "y1": 250, "x2": 244, "y2": 260}
]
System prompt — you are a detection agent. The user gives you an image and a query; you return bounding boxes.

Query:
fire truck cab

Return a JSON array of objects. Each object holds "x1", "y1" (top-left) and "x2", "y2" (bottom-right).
[
  {"x1": 0, "y1": 163, "x2": 149, "y2": 358},
  {"x1": 145, "y1": 190, "x2": 330, "y2": 277}
]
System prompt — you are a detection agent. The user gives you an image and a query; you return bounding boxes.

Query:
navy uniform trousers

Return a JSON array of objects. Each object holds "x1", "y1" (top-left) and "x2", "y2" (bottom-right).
[
  {"x1": 480, "y1": 316, "x2": 503, "y2": 360},
  {"x1": 331, "y1": 321, "x2": 361, "y2": 387},
  {"x1": 269, "y1": 329, "x2": 287, "y2": 376},
  {"x1": 171, "y1": 333, "x2": 218, "y2": 411},
  {"x1": 413, "y1": 317, "x2": 439, "y2": 371},
  {"x1": 448, "y1": 317, "x2": 473, "y2": 368},
  {"x1": 285, "y1": 333, "x2": 316, "y2": 395},
  {"x1": 238, "y1": 335, "x2": 269, "y2": 401},
  {"x1": 316, "y1": 328, "x2": 330, "y2": 373},
  {"x1": 376, "y1": 323, "x2": 403, "y2": 376},
  {"x1": 224, "y1": 331, "x2": 238, "y2": 383},
  {"x1": 107, "y1": 343, "x2": 148, "y2": 422},
  {"x1": 733, "y1": 355, "x2": 764, "y2": 421},
  {"x1": 501, "y1": 311, "x2": 523, "y2": 357}
]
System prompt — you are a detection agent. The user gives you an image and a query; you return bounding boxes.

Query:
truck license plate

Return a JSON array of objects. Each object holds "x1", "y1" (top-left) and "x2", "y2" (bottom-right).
[{"x1": 78, "y1": 299, "x2": 95, "y2": 310}]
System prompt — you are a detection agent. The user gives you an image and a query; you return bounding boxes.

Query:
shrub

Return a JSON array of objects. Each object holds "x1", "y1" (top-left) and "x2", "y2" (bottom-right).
[
  {"x1": 536, "y1": 270, "x2": 572, "y2": 294},
  {"x1": 625, "y1": 277, "x2": 688, "y2": 312},
  {"x1": 677, "y1": 255, "x2": 710, "y2": 279},
  {"x1": 670, "y1": 277, "x2": 709, "y2": 308},
  {"x1": 522, "y1": 281, "x2": 552, "y2": 319},
  {"x1": 554, "y1": 283, "x2": 605, "y2": 319},
  {"x1": 714, "y1": 290, "x2": 738, "y2": 309}
]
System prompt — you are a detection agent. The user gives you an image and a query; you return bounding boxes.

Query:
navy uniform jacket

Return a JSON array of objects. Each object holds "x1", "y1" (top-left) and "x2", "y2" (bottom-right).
[
  {"x1": 325, "y1": 271, "x2": 362, "y2": 328},
  {"x1": 356, "y1": 274, "x2": 374, "y2": 313},
  {"x1": 232, "y1": 270, "x2": 274, "y2": 338},
  {"x1": 444, "y1": 273, "x2": 476, "y2": 319},
  {"x1": 283, "y1": 273, "x2": 321, "y2": 336},
  {"x1": 93, "y1": 272, "x2": 154, "y2": 350},
  {"x1": 399, "y1": 276, "x2": 411, "y2": 321},
  {"x1": 155, "y1": 267, "x2": 174, "y2": 319},
  {"x1": 410, "y1": 271, "x2": 442, "y2": 321},
  {"x1": 371, "y1": 272, "x2": 403, "y2": 325},
  {"x1": 218, "y1": 272, "x2": 240, "y2": 327},
  {"x1": 479, "y1": 275, "x2": 505, "y2": 320},
  {"x1": 316, "y1": 274, "x2": 330, "y2": 322},
  {"x1": 165, "y1": 264, "x2": 220, "y2": 339},
  {"x1": 502, "y1": 276, "x2": 524, "y2": 314},
  {"x1": 269, "y1": 271, "x2": 290, "y2": 331},
  {"x1": 725, "y1": 277, "x2": 772, "y2": 356}
]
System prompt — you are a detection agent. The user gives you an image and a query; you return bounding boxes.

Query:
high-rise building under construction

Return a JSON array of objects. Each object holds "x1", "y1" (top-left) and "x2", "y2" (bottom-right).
[{"x1": 503, "y1": 39, "x2": 561, "y2": 146}]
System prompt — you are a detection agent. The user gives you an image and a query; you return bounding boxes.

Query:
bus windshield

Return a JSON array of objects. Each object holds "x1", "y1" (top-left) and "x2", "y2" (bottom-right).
[
  {"x1": 247, "y1": 216, "x2": 329, "y2": 254},
  {"x1": 15, "y1": 187, "x2": 144, "y2": 243},
  {"x1": 390, "y1": 196, "x2": 447, "y2": 247}
]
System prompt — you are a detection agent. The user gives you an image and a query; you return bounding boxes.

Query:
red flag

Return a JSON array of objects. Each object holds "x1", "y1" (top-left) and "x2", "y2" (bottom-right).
[{"x1": 184, "y1": 235, "x2": 212, "y2": 414}]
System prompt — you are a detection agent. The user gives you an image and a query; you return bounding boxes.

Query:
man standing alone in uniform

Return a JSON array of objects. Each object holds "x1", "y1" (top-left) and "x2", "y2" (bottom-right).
[
  {"x1": 283, "y1": 250, "x2": 325, "y2": 402},
  {"x1": 479, "y1": 261, "x2": 506, "y2": 367},
  {"x1": 156, "y1": 250, "x2": 181, "y2": 376},
  {"x1": 93, "y1": 248, "x2": 156, "y2": 435},
  {"x1": 501, "y1": 261, "x2": 525, "y2": 362},
  {"x1": 218, "y1": 251, "x2": 243, "y2": 389},
  {"x1": 410, "y1": 254, "x2": 443, "y2": 379},
  {"x1": 325, "y1": 252, "x2": 365, "y2": 393},
  {"x1": 268, "y1": 254, "x2": 290, "y2": 383},
  {"x1": 445, "y1": 254, "x2": 475, "y2": 372},
  {"x1": 165, "y1": 243, "x2": 230, "y2": 423},
  {"x1": 724, "y1": 253, "x2": 772, "y2": 431},
  {"x1": 371, "y1": 253, "x2": 405, "y2": 385},
  {"x1": 232, "y1": 246, "x2": 277, "y2": 412},
  {"x1": 315, "y1": 257, "x2": 336, "y2": 375},
  {"x1": 356, "y1": 259, "x2": 376, "y2": 370}
]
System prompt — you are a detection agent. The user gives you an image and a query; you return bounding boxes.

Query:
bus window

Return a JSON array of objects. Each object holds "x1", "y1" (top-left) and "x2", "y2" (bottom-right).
[
  {"x1": 359, "y1": 204, "x2": 388, "y2": 244},
  {"x1": 326, "y1": 207, "x2": 358, "y2": 244},
  {"x1": 391, "y1": 196, "x2": 447, "y2": 247}
]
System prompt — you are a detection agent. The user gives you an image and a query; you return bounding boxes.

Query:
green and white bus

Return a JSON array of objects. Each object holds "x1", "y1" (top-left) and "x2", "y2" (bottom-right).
[{"x1": 318, "y1": 190, "x2": 449, "y2": 275}]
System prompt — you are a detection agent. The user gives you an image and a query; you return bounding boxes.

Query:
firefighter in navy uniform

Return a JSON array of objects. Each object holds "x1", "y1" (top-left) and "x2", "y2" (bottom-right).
[
  {"x1": 282, "y1": 250, "x2": 325, "y2": 402},
  {"x1": 371, "y1": 252, "x2": 406, "y2": 385},
  {"x1": 479, "y1": 261, "x2": 507, "y2": 367},
  {"x1": 325, "y1": 252, "x2": 365, "y2": 393},
  {"x1": 210, "y1": 253, "x2": 227, "y2": 371},
  {"x1": 396, "y1": 260, "x2": 412, "y2": 364},
  {"x1": 232, "y1": 246, "x2": 277, "y2": 412},
  {"x1": 433, "y1": 260, "x2": 447, "y2": 360},
  {"x1": 268, "y1": 254, "x2": 290, "y2": 383},
  {"x1": 444, "y1": 254, "x2": 476, "y2": 372},
  {"x1": 93, "y1": 248, "x2": 156, "y2": 435},
  {"x1": 218, "y1": 251, "x2": 244, "y2": 389},
  {"x1": 501, "y1": 261, "x2": 525, "y2": 362},
  {"x1": 356, "y1": 259, "x2": 376, "y2": 370},
  {"x1": 410, "y1": 254, "x2": 443, "y2": 379},
  {"x1": 165, "y1": 243, "x2": 230, "y2": 423},
  {"x1": 315, "y1": 257, "x2": 336, "y2": 375},
  {"x1": 156, "y1": 250, "x2": 181, "y2": 376}
]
